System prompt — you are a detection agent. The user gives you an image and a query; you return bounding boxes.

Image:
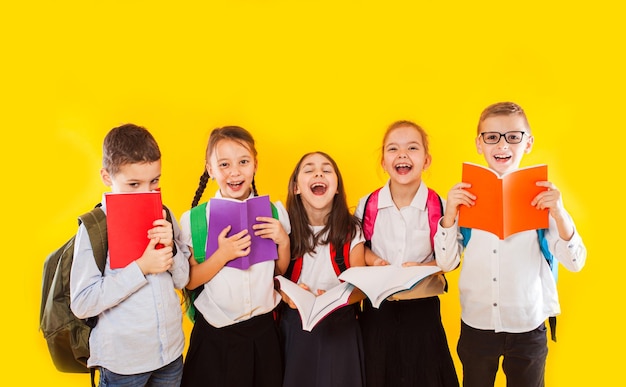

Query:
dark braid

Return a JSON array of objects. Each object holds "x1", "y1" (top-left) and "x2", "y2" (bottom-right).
[
  {"x1": 251, "y1": 176, "x2": 259, "y2": 197},
  {"x1": 191, "y1": 170, "x2": 210, "y2": 208}
]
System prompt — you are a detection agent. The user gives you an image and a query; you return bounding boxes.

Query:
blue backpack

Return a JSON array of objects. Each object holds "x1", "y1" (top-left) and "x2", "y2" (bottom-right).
[{"x1": 459, "y1": 226, "x2": 559, "y2": 341}]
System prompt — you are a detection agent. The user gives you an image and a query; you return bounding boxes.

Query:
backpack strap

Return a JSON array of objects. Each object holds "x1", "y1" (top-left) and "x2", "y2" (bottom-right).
[
  {"x1": 79, "y1": 207, "x2": 108, "y2": 275},
  {"x1": 362, "y1": 188, "x2": 381, "y2": 248},
  {"x1": 288, "y1": 240, "x2": 351, "y2": 283},
  {"x1": 426, "y1": 188, "x2": 443, "y2": 250},
  {"x1": 363, "y1": 187, "x2": 442, "y2": 251},
  {"x1": 190, "y1": 202, "x2": 208, "y2": 263}
]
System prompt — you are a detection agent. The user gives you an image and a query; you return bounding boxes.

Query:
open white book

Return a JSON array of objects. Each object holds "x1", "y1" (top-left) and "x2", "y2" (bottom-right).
[
  {"x1": 338, "y1": 265, "x2": 444, "y2": 308},
  {"x1": 275, "y1": 275, "x2": 356, "y2": 332}
]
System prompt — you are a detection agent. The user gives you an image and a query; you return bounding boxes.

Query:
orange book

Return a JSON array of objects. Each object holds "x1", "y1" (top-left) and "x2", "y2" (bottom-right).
[
  {"x1": 105, "y1": 191, "x2": 164, "y2": 269},
  {"x1": 458, "y1": 162, "x2": 549, "y2": 239}
]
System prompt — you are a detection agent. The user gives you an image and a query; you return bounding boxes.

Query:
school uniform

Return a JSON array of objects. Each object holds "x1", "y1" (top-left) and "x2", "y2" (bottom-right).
[
  {"x1": 178, "y1": 191, "x2": 291, "y2": 387},
  {"x1": 354, "y1": 181, "x2": 459, "y2": 387},
  {"x1": 70, "y1": 197, "x2": 190, "y2": 376},
  {"x1": 280, "y1": 226, "x2": 366, "y2": 387},
  {"x1": 434, "y1": 207, "x2": 586, "y2": 387}
]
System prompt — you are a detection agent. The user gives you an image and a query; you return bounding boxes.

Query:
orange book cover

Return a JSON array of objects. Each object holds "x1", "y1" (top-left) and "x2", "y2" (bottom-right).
[
  {"x1": 105, "y1": 191, "x2": 163, "y2": 269},
  {"x1": 458, "y1": 162, "x2": 549, "y2": 239}
]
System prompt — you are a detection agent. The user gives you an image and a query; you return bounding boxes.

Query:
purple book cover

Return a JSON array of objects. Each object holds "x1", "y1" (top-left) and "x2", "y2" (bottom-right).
[{"x1": 206, "y1": 195, "x2": 278, "y2": 270}]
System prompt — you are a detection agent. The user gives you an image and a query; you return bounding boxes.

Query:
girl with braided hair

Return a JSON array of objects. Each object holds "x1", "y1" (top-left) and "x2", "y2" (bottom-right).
[{"x1": 178, "y1": 126, "x2": 291, "y2": 387}]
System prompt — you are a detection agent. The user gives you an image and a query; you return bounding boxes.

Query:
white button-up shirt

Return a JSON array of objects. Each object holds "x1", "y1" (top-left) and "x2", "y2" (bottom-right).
[
  {"x1": 435, "y1": 212, "x2": 586, "y2": 333},
  {"x1": 179, "y1": 191, "x2": 291, "y2": 328}
]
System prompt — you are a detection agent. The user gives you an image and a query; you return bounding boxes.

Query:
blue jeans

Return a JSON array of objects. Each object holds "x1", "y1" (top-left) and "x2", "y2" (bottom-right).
[
  {"x1": 457, "y1": 321, "x2": 548, "y2": 387},
  {"x1": 100, "y1": 356, "x2": 183, "y2": 387}
]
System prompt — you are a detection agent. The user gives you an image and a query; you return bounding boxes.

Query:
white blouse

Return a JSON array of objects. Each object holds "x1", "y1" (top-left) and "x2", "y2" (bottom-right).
[{"x1": 179, "y1": 191, "x2": 291, "y2": 328}]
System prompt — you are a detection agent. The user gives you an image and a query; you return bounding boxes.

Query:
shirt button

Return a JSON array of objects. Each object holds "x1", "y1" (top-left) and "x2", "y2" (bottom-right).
[
  {"x1": 493, "y1": 303, "x2": 498, "y2": 307},
  {"x1": 493, "y1": 278, "x2": 497, "y2": 282},
  {"x1": 493, "y1": 249, "x2": 497, "y2": 254},
  {"x1": 442, "y1": 247, "x2": 446, "y2": 251}
]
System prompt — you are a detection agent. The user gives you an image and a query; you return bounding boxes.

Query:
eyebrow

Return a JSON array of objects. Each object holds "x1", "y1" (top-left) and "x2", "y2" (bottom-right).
[{"x1": 302, "y1": 162, "x2": 333, "y2": 168}]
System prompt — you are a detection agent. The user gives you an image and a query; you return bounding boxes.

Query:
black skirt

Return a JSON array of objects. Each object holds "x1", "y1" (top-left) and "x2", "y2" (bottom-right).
[
  {"x1": 181, "y1": 311, "x2": 283, "y2": 387},
  {"x1": 280, "y1": 304, "x2": 365, "y2": 387},
  {"x1": 359, "y1": 296, "x2": 459, "y2": 387}
]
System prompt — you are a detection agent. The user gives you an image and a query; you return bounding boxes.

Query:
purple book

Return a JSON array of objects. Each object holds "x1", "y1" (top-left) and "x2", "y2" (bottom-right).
[{"x1": 206, "y1": 195, "x2": 278, "y2": 270}]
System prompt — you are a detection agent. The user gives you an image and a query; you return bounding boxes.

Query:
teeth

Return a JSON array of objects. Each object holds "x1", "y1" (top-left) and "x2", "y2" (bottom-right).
[
  {"x1": 396, "y1": 164, "x2": 411, "y2": 168},
  {"x1": 311, "y1": 183, "x2": 326, "y2": 188}
]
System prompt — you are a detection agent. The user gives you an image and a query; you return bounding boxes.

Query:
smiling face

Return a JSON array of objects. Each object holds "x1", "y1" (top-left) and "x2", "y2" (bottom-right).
[
  {"x1": 382, "y1": 125, "x2": 431, "y2": 188},
  {"x1": 476, "y1": 114, "x2": 533, "y2": 176},
  {"x1": 294, "y1": 152, "x2": 338, "y2": 216},
  {"x1": 207, "y1": 139, "x2": 257, "y2": 200}
]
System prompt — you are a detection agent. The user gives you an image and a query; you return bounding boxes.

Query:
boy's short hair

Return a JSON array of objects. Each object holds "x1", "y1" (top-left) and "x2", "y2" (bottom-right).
[
  {"x1": 102, "y1": 123, "x2": 161, "y2": 175},
  {"x1": 477, "y1": 102, "x2": 531, "y2": 134}
]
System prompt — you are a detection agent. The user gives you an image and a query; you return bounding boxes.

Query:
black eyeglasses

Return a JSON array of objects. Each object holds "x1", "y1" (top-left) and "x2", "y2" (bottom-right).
[{"x1": 479, "y1": 131, "x2": 527, "y2": 144}]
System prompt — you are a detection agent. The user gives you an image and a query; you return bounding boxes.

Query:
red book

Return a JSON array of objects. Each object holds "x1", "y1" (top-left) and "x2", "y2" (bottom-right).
[
  {"x1": 105, "y1": 191, "x2": 163, "y2": 269},
  {"x1": 458, "y1": 162, "x2": 549, "y2": 239}
]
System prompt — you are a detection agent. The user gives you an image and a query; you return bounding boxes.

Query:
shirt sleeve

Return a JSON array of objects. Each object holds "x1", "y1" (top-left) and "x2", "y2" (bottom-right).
[
  {"x1": 273, "y1": 200, "x2": 291, "y2": 235},
  {"x1": 434, "y1": 217, "x2": 462, "y2": 273},
  {"x1": 546, "y1": 211, "x2": 587, "y2": 272},
  {"x1": 168, "y1": 209, "x2": 191, "y2": 289},
  {"x1": 69, "y1": 223, "x2": 148, "y2": 319}
]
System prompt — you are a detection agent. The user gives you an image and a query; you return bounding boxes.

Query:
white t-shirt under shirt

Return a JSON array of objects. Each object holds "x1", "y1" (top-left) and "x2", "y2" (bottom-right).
[{"x1": 179, "y1": 191, "x2": 291, "y2": 328}]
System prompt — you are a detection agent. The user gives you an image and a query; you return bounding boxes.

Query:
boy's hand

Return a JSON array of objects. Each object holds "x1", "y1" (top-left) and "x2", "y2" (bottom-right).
[
  {"x1": 148, "y1": 210, "x2": 174, "y2": 248},
  {"x1": 441, "y1": 182, "x2": 475, "y2": 227},
  {"x1": 532, "y1": 181, "x2": 565, "y2": 218},
  {"x1": 216, "y1": 225, "x2": 251, "y2": 263},
  {"x1": 136, "y1": 237, "x2": 174, "y2": 275},
  {"x1": 253, "y1": 216, "x2": 289, "y2": 247}
]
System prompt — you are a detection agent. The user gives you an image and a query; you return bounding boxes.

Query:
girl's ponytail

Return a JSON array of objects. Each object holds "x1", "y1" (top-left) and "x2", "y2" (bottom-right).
[
  {"x1": 251, "y1": 176, "x2": 259, "y2": 197},
  {"x1": 191, "y1": 170, "x2": 210, "y2": 208}
]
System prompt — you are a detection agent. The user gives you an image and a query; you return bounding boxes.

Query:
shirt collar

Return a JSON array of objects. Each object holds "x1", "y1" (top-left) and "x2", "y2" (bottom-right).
[{"x1": 379, "y1": 180, "x2": 428, "y2": 211}]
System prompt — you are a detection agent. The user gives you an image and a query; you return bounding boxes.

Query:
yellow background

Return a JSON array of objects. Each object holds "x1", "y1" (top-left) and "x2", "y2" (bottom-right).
[{"x1": 1, "y1": 1, "x2": 623, "y2": 385}]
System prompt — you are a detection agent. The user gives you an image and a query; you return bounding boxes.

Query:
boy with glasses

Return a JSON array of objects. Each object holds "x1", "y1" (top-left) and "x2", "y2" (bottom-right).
[{"x1": 433, "y1": 102, "x2": 587, "y2": 387}]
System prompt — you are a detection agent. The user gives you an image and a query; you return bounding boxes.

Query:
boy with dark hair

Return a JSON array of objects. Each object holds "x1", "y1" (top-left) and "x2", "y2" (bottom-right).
[{"x1": 70, "y1": 123, "x2": 190, "y2": 386}]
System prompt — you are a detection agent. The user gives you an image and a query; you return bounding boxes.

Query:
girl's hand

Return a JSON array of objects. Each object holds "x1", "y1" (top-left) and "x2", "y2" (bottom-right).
[
  {"x1": 373, "y1": 257, "x2": 390, "y2": 266},
  {"x1": 147, "y1": 210, "x2": 174, "y2": 248},
  {"x1": 253, "y1": 216, "x2": 289, "y2": 247},
  {"x1": 532, "y1": 181, "x2": 565, "y2": 219},
  {"x1": 281, "y1": 283, "x2": 312, "y2": 309},
  {"x1": 441, "y1": 182, "x2": 475, "y2": 228},
  {"x1": 217, "y1": 225, "x2": 251, "y2": 262}
]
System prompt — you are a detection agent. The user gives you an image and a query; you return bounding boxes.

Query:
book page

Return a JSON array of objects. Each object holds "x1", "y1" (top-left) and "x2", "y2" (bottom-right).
[
  {"x1": 338, "y1": 265, "x2": 442, "y2": 308},
  {"x1": 275, "y1": 276, "x2": 354, "y2": 331}
]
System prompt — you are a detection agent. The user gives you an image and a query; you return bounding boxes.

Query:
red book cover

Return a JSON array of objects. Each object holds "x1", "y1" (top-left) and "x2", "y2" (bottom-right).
[
  {"x1": 105, "y1": 191, "x2": 163, "y2": 269},
  {"x1": 458, "y1": 162, "x2": 549, "y2": 239}
]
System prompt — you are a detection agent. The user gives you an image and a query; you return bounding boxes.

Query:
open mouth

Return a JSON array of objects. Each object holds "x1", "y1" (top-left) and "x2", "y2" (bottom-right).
[
  {"x1": 493, "y1": 155, "x2": 512, "y2": 162},
  {"x1": 310, "y1": 182, "x2": 327, "y2": 195},
  {"x1": 395, "y1": 163, "x2": 412, "y2": 174},
  {"x1": 227, "y1": 181, "x2": 245, "y2": 189}
]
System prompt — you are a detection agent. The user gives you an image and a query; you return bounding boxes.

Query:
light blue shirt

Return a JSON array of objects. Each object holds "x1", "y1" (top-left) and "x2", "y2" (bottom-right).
[{"x1": 70, "y1": 198, "x2": 190, "y2": 374}]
